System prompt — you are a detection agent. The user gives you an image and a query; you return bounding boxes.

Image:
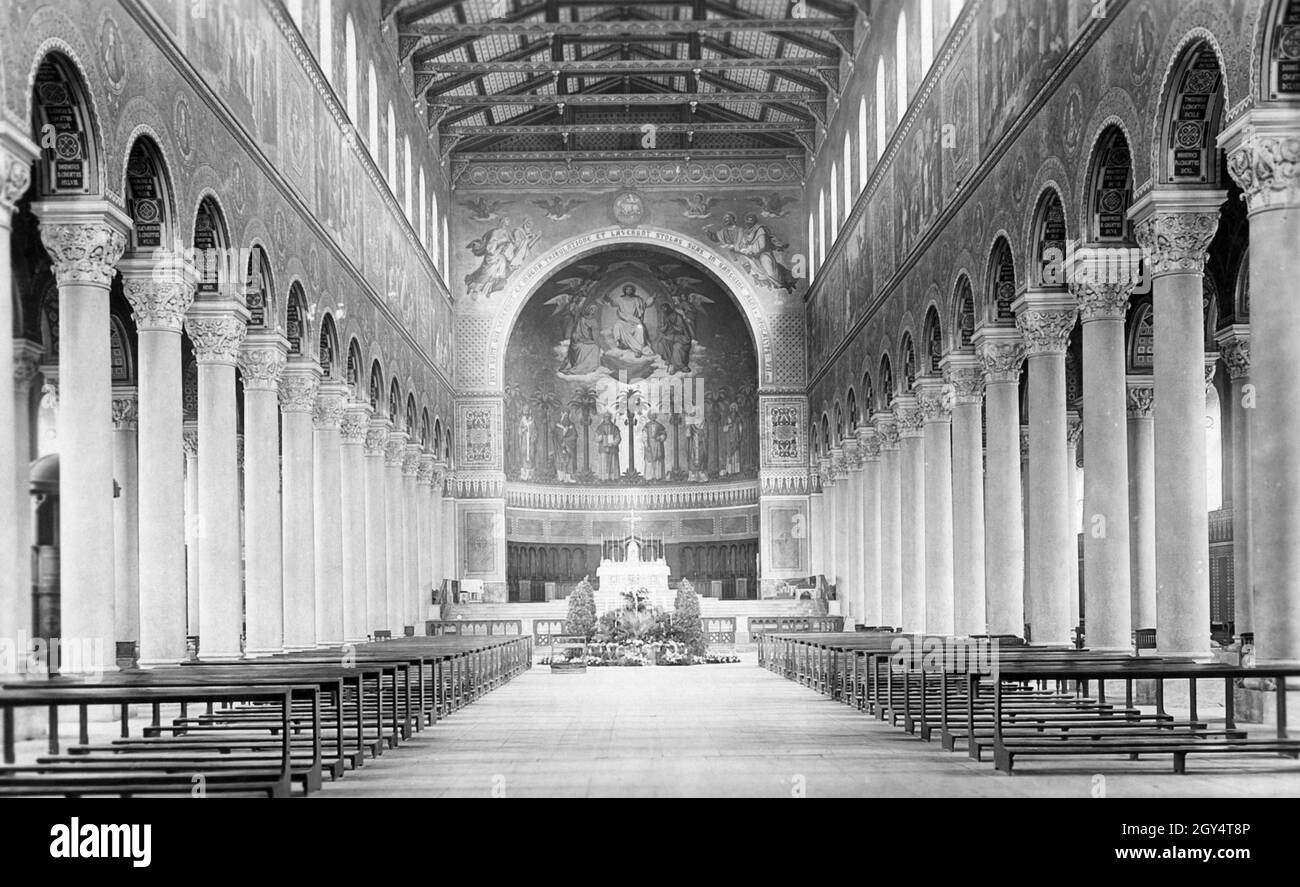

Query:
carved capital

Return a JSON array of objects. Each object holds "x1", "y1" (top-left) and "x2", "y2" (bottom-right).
[
  {"x1": 417, "y1": 453, "x2": 437, "y2": 485},
  {"x1": 1226, "y1": 129, "x2": 1300, "y2": 214},
  {"x1": 874, "y1": 415, "x2": 901, "y2": 451},
  {"x1": 893, "y1": 398, "x2": 924, "y2": 439},
  {"x1": 975, "y1": 340, "x2": 1026, "y2": 383},
  {"x1": 365, "y1": 418, "x2": 392, "y2": 455},
  {"x1": 942, "y1": 363, "x2": 985, "y2": 405},
  {"x1": 1067, "y1": 413, "x2": 1083, "y2": 447},
  {"x1": 341, "y1": 402, "x2": 373, "y2": 445},
  {"x1": 237, "y1": 336, "x2": 288, "y2": 392},
  {"x1": 1216, "y1": 328, "x2": 1250, "y2": 381},
  {"x1": 313, "y1": 383, "x2": 348, "y2": 430},
  {"x1": 916, "y1": 381, "x2": 952, "y2": 423},
  {"x1": 855, "y1": 425, "x2": 881, "y2": 461},
  {"x1": 1015, "y1": 307, "x2": 1077, "y2": 356},
  {"x1": 278, "y1": 362, "x2": 321, "y2": 414},
  {"x1": 385, "y1": 432, "x2": 409, "y2": 467},
  {"x1": 182, "y1": 425, "x2": 199, "y2": 457},
  {"x1": 1131, "y1": 207, "x2": 1221, "y2": 277},
  {"x1": 186, "y1": 305, "x2": 248, "y2": 366},
  {"x1": 120, "y1": 257, "x2": 198, "y2": 333},
  {"x1": 1126, "y1": 380, "x2": 1155, "y2": 419},
  {"x1": 0, "y1": 125, "x2": 36, "y2": 218},
  {"x1": 1070, "y1": 278, "x2": 1132, "y2": 322},
  {"x1": 13, "y1": 340, "x2": 44, "y2": 389},
  {"x1": 112, "y1": 388, "x2": 138, "y2": 431},
  {"x1": 1019, "y1": 426, "x2": 1030, "y2": 460},
  {"x1": 32, "y1": 201, "x2": 131, "y2": 288},
  {"x1": 402, "y1": 443, "x2": 422, "y2": 477}
]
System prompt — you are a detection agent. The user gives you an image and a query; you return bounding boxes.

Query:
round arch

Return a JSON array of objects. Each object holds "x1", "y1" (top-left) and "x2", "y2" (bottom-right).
[{"x1": 483, "y1": 227, "x2": 780, "y2": 391}]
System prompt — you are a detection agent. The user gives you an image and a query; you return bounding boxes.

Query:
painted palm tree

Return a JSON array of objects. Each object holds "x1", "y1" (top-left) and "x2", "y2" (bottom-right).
[
  {"x1": 569, "y1": 386, "x2": 600, "y2": 475},
  {"x1": 531, "y1": 387, "x2": 563, "y2": 478}
]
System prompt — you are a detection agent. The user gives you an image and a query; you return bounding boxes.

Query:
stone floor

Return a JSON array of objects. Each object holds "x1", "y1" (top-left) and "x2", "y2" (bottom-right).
[{"x1": 315, "y1": 653, "x2": 1300, "y2": 798}]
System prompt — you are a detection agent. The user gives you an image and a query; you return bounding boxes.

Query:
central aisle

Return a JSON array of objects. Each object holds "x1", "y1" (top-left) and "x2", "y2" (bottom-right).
[{"x1": 314, "y1": 655, "x2": 1296, "y2": 798}]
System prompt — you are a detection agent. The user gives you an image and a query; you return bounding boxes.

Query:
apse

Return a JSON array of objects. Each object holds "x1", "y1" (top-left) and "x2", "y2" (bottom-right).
[{"x1": 502, "y1": 246, "x2": 759, "y2": 487}]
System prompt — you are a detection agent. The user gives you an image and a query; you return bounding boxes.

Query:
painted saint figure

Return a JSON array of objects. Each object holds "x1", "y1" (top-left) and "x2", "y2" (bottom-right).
[
  {"x1": 559, "y1": 302, "x2": 601, "y2": 375},
  {"x1": 516, "y1": 406, "x2": 536, "y2": 480},
  {"x1": 686, "y1": 418, "x2": 708, "y2": 482},
  {"x1": 596, "y1": 412, "x2": 622, "y2": 480},
  {"x1": 721, "y1": 402, "x2": 744, "y2": 476},
  {"x1": 642, "y1": 413, "x2": 667, "y2": 481},
  {"x1": 731, "y1": 213, "x2": 795, "y2": 292},
  {"x1": 554, "y1": 412, "x2": 577, "y2": 483}
]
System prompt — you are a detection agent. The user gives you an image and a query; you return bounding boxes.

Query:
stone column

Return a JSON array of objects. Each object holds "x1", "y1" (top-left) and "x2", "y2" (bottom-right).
[
  {"x1": 441, "y1": 481, "x2": 458, "y2": 590},
  {"x1": 894, "y1": 394, "x2": 925, "y2": 632},
  {"x1": 278, "y1": 360, "x2": 320, "y2": 650},
  {"x1": 944, "y1": 355, "x2": 986, "y2": 636},
  {"x1": 975, "y1": 332, "x2": 1027, "y2": 636},
  {"x1": 183, "y1": 422, "x2": 199, "y2": 637},
  {"x1": 1066, "y1": 412, "x2": 1083, "y2": 636},
  {"x1": 363, "y1": 417, "x2": 391, "y2": 635},
  {"x1": 821, "y1": 453, "x2": 839, "y2": 589},
  {"x1": 0, "y1": 127, "x2": 36, "y2": 654},
  {"x1": 12, "y1": 342, "x2": 43, "y2": 646},
  {"x1": 1014, "y1": 295, "x2": 1077, "y2": 645},
  {"x1": 340, "y1": 401, "x2": 372, "y2": 643},
  {"x1": 807, "y1": 467, "x2": 825, "y2": 578},
  {"x1": 121, "y1": 260, "x2": 197, "y2": 664},
  {"x1": 111, "y1": 388, "x2": 139, "y2": 653},
  {"x1": 875, "y1": 413, "x2": 902, "y2": 628},
  {"x1": 430, "y1": 460, "x2": 447, "y2": 600},
  {"x1": 416, "y1": 453, "x2": 436, "y2": 631},
  {"x1": 185, "y1": 302, "x2": 249, "y2": 659},
  {"x1": 1131, "y1": 190, "x2": 1224, "y2": 658},
  {"x1": 403, "y1": 443, "x2": 422, "y2": 632},
  {"x1": 34, "y1": 199, "x2": 130, "y2": 667},
  {"x1": 1223, "y1": 112, "x2": 1300, "y2": 662},
  {"x1": 237, "y1": 333, "x2": 287, "y2": 656},
  {"x1": 841, "y1": 437, "x2": 863, "y2": 624},
  {"x1": 313, "y1": 380, "x2": 348, "y2": 647},
  {"x1": 916, "y1": 376, "x2": 955, "y2": 635},
  {"x1": 1215, "y1": 327, "x2": 1252, "y2": 638},
  {"x1": 1126, "y1": 379, "x2": 1157, "y2": 631},
  {"x1": 856, "y1": 425, "x2": 882, "y2": 627},
  {"x1": 385, "y1": 431, "x2": 409, "y2": 633}
]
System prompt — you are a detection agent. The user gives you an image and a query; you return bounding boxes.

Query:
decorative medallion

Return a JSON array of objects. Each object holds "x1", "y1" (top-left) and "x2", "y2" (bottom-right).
[{"x1": 611, "y1": 190, "x2": 647, "y2": 227}]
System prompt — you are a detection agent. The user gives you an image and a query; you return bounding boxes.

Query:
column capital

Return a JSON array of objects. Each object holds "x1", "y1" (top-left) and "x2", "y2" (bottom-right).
[
  {"x1": 32, "y1": 198, "x2": 131, "y2": 289},
  {"x1": 893, "y1": 394, "x2": 923, "y2": 439},
  {"x1": 816, "y1": 454, "x2": 833, "y2": 483},
  {"x1": 119, "y1": 255, "x2": 198, "y2": 333},
  {"x1": 915, "y1": 375, "x2": 953, "y2": 423},
  {"x1": 278, "y1": 359, "x2": 321, "y2": 414},
  {"x1": 873, "y1": 411, "x2": 901, "y2": 450},
  {"x1": 1069, "y1": 277, "x2": 1133, "y2": 322},
  {"x1": 1221, "y1": 107, "x2": 1300, "y2": 214},
  {"x1": 1014, "y1": 291, "x2": 1077, "y2": 357},
  {"x1": 0, "y1": 122, "x2": 38, "y2": 222},
  {"x1": 433, "y1": 459, "x2": 449, "y2": 487},
  {"x1": 341, "y1": 401, "x2": 374, "y2": 445},
  {"x1": 237, "y1": 330, "x2": 288, "y2": 392},
  {"x1": 1067, "y1": 411, "x2": 1083, "y2": 447},
  {"x1": 841, "y1": 436, "x2": 863, "y2": 470},
  {"x1": 1126, "y1": 377, "x2": 1155, "y2": 419},
  {"x1": 1214, "y1": 324, "x2": 1251, "y2": 380},
  {"x1": 417, "y1": 453, "x2": 437, "y2": 485},
  {"x1": 313, "y1": 379, "x2": 349, "y2": 430},
  {"x1": 385, "y1": 431, "x2": 410, "y2": 467},
  {"x1": 1020, "y1": 425, "x2": 1030, "y2": 460},
  {"x1": 112, "y1": 386, "x2": 138, "y2": 432},
  {"x1": 1204, "y1": 351, "x2": 1219, "y2": 392},
  {"x1": 827, "y1": 445, "x2": 846, "y2": 481},
  {"x1": 973, "y1": 329, "x2": 1026, "y2": 383},
  {"x1": 186, "y1": 302, "x2": 249, "y2": 366},
  {"x1": 940, "y1": 352, "x2": 984, "y2": 404},
  {"x1": 1128, "y1": 189, "x2": 1226, "y2": 277},
  {"x1": 365, "y1": 416, "x2": 392, "y2": 456},
  {"x1": 13, "y1": 339, "x2": 44, "y2": 390},
  {"x1": 855, "y1": 424, "x2": 881, "y2": 461},
  {"x1": 182, "y1": 421, "x2": 199, "y2": 456},
  {"x1": 402, "y1": 443, "x2": 422, "y2": 477}
]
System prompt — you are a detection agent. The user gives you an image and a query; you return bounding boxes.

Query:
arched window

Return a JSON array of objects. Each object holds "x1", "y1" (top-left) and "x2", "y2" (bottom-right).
[
  {"x1": 404, "y1": 136, "x2": 413, "y2": 219},
  {"x1": 807, "y1": 212, "x2": 816, "y2": 283},
  {"x1": 875, "y1": 58, "x2": 887, "y2": 158},
  {"x1": 367, "y1": 63, "x2": 378, "y2": 154},
  {"x1": 344, "y1": 16, "x2": 358, "y2": 120},
  {"x1": 419, "y1": 168, "x2": 427, "y2": 247},
  {"x1": 387, "y1": 103, "x2": 397, "y2": 187},
  {"x1": 896, "y1": 10, "x2": 909, "y2": 118},
  {"x1": 431, "y1": 191, "x2": 440, "y2": 259},
  {"x1": 818, "y1": 189, "x2": 827, "y2": 268},
  {"x1": 442, "y1": 217, "x2": 449, "y2": 278},
  {"x1": 857, "y1": 96, "x2": 869, "y2": 191},
  {"x1": 319, "y1": 0, "x2": 334, "y2": 84},
  {"x1": 830, "y1": 163, "x2": 839, "y2": 235},
  {"x1": 920, "y1": 0, "x2": 934, "y2": 75},
  {"x1": 842, "y1": 133, "x2": 853, "y2": 213}
]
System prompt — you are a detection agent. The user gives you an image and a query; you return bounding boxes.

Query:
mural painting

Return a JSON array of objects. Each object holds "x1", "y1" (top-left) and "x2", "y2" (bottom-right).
[{"x1": 503, "y1": 247, "x2": 759, "y2": 486}]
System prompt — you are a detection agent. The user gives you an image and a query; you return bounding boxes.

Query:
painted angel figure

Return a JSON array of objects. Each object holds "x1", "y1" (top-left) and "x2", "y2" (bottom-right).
[{"x1": 673, "y1": 192, "x2": 721, "y2": 219}]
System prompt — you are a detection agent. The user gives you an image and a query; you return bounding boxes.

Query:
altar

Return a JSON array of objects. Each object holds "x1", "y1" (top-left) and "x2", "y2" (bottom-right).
[{"x1": 595, "y1": 538, "x2": 673, "y2": 614}]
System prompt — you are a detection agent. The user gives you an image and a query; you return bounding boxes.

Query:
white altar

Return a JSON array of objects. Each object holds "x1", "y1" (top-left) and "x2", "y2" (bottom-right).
[{"x1": 595, "y1": 538, "x2": 673, "y2": 614}]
